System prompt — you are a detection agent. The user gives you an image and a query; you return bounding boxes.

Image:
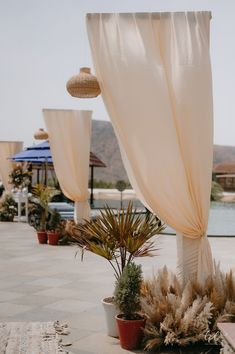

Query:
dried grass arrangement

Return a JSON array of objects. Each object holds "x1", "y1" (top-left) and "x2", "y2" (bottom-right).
[{"x1": 140, "y1": 264, "x2": 235, "y2": 350}]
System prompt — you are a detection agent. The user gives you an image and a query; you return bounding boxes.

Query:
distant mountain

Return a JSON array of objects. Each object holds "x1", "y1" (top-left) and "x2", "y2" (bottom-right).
[
  {"x1": 91, "y1": 120, "x2": 235, "y2": 183},
  {"x1": 213, "y1": 145, "x2": 235, "y2": 165},
  {"x1": 91, "y1": 120, "x2": 128, "y2": 183}
]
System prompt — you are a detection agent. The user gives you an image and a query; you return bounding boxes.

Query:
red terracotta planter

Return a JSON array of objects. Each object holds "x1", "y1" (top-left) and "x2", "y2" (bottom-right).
[
  {"x1": 37, "y1": 231, "x2": 47, "y2": 244},
  {"x1": 115, "y1": 314, "x2": 146, "y2": 350},
  {"x1": 47, "y1": 232, "x2": 60, "y2": 245}
]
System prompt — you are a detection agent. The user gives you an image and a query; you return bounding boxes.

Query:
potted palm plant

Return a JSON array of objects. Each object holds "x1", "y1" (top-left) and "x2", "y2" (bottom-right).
[
  {"x1": 30, "y1": 184, "x2": 60, "y2": 244},
  {"x1": 47, "y1": 209, "x2": 61, "y2": 245},
  {"x1": 114, "y1": 262, "x2": 145, "y2": 350},
  {"x1": 71, "y1": 202, "x2": 164, "y2": 337}
]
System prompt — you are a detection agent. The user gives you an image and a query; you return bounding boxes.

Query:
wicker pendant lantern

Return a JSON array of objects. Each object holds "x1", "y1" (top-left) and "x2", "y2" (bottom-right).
[
  {"x1": 34, "y1": 128, "x2": 48, "y2": 140},
  {"x1": 66, "y1": 67, "x2": 101, "y2": 98}
]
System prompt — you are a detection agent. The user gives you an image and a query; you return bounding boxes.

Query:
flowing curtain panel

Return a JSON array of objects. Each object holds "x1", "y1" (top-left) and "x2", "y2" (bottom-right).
[
  {"x1": 0, "y1": 141, "x2": 23, "y2": 191},
  {"x1": 43, "y1": 109, "x2": 92, "y2": 223},
  {"x1": 87, "y1": 11, "x2": 214, "y2": 283}
]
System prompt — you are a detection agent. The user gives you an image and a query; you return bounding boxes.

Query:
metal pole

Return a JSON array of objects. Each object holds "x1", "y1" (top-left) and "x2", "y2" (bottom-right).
[
  {"x1": 44, "y1": 157, "x2": 48, "y2": 186},
  {"x1": 90, "y1": 165, "x2": 94, "y2": 207},
  {"x1": 37, "y1": 168, "x2": 40, "y2": 184}
]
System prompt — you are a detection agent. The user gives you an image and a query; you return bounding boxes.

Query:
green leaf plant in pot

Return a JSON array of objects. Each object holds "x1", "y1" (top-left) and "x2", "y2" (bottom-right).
[
  {"x1": 47, "y1": 209, "x2": 61, "y2": 246},
  {"x1": 71, "y1": 201, "x2": 164, "y2": 337},
  {"x1": 114, "y1": 262, "x2": 145, "y2": 350},
  {"x1": 29, "y1": 184, "x2": 60, "y2": 244}
]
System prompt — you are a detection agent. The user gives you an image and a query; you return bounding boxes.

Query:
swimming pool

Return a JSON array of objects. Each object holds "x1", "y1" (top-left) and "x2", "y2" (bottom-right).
[
  {"x1": 51, "y1": 200, "x2": 235, "y2": 237},
  {"x1": 163, "y1": 202, "x2": 235, "y2": 237},
  {"x1": 208, "y1": 202, "x2": 235, "y2": 236},
  {"x1": 98, "y1": 200, "x2": 235, "y2": 236}
]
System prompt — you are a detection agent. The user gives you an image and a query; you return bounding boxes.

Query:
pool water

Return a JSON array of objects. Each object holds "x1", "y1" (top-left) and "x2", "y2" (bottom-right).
[
  {"x1": 66, "y1": 199, "x2": 235, "y2": 237},
  {"x1": 208, "y1": 202, "x2": 235, "y2": 236},
  {"x1": 160, "y1": 202, "x2": 235, "y2": 237}
]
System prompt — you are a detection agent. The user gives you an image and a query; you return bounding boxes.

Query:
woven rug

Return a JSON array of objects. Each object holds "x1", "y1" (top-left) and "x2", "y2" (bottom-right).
[{"x1": 0, "y1": 321, "x2": 72, "y2": 354}]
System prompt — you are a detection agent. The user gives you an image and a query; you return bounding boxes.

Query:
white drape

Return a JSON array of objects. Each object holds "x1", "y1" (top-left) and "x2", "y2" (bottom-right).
[
  {"x1": 87, "y1": 11, "x2": 214, "y2": 283},
  {"x1": 0, "y1": 141, "x2": 23, "y2": 191},
  {"x1": 43, "y1": 109, "x2": 92, "y2": 223}
]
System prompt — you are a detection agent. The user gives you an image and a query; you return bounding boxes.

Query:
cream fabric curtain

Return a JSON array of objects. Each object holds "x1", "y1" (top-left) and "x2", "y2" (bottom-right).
[
  {"x1": 0, "y1": 141, "x2": 23, "y2": 191},
  {"x1": 43, "y1": 109, "x2": 92, "y2": 223},
  {"x1": 87, "y1": 11, "x2": 214, "y2": 283}
]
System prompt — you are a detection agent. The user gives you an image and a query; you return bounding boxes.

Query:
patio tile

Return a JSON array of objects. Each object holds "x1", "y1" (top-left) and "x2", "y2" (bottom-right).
[
  {"x1": 64, "y1": 280, "x2": 114, "y2": 296},
  {"x1": 9, "y1": 284, "x2": 49, "y2": 294},
  {"x1": 27, "y1": 277, "x2": 73, "y2": 287},
  {"x1": 64, "y1": 310, "x2": 105, "y2": 331},
  {"x1": 11, "y1": 294, "x2": 60, "y2": 307},
  {"x1": 0, "y1": 278, "x2": 28, "y2": 290},
  {"x1": 8, "y1": 308, "x2": 69, "y2": 321},
  {"x1": 0, "y1": 290, "x2": 24, "y2": 301},
  {"x1": 34, "y1": 287, "x2": 82, "y2": 299},
  {"x1": 70, "y1": 350, "x2": 98, "y2": 354},
  {"x1": 13, "y1": 254, "x2": 49, "y2": 262},
  {"x1": 63, "y1": 327, "x2": 97, "y2": 342},
  {"x1": 45, "y1": 299, "x2": 97, "y2": 313},
  {"x1": 70, "y1": 350, "x2": 97, "y2": 354},
  {"x1": 0, "y1": 302, "x2": 33, "y2": 317},
  {"x1": 24, "y1": 268, "x2": 65, "y2": 277},
  {"x1": 71, "y1": 332, "x2": 145, "y2": 353},
  {"x1": 1, "y1": 222, "x2": 235, "y2": 353}
]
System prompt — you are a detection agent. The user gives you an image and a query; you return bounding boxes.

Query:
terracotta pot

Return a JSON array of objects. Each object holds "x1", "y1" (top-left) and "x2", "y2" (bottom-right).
[
  {"x1": 115, "y1": 314, "x2": 146, "y2": 350},
  {"x1": 47, "y1": 232, "x2": 59, "y2": 245},
  {"x1": 102, "y1": 297, "x2": 119, "y2": 338},
  {"x1": 37, "y1": 231, "x2": 47, "y2": 244}
]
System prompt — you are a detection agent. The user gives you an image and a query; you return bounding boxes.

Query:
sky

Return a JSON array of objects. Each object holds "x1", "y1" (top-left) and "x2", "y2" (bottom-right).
[{"x1": 0, "y1": 0, "x2": 235, "y2": 147}]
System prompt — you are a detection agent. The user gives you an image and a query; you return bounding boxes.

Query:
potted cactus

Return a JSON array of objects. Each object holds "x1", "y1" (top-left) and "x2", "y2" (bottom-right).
[{"x1": 114, "y1": 262, "x2": 145, "y2": 350}]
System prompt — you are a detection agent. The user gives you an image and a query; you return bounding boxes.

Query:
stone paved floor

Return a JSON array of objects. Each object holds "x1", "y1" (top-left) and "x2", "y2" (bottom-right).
[{"x1": 0, "y1": 221, "x2": 235, "y2": 354}]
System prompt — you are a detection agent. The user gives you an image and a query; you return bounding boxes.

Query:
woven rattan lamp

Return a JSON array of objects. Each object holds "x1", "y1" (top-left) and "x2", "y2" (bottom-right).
[
  {"x1": 66, "y1": 67, "x2": 101, "y2": 98},
  {"x1": 34, "y1": 128, "x2": 48, "y2": 140}
]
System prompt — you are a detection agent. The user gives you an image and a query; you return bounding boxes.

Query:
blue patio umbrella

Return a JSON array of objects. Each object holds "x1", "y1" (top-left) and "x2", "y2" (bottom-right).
[
  {"x1": 12, "y1": 141, "x2": 52, "y2": 162},
  {"x1": 11, "y1": 141, "x2": 106, "y2": 203},
  {"x1": 11, "y1": 141, "x2": 52, "y2": 185}
]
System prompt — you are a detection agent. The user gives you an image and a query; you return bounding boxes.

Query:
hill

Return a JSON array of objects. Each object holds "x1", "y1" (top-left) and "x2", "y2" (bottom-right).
[
  {"x1": 91, "y1": 120, "x2": 128, "y2": 183},
  {"x1": 213, "y1": 144, "x2": 235, "y2": 165},
  {"x1": 91, "y1": 120, "x2": 235, "y2": 183}
]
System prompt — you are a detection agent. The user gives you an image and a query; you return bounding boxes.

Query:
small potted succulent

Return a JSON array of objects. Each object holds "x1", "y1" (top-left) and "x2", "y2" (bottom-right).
[
  {"x1": 47, "y1": 209, "x2": 61, "y2": 245},
  {"x1": 70, "y1": 202, "x2": 164, "y2": 337},
  {"x1": 114, "y1": 262, "x2": 145, "y2": 350}
]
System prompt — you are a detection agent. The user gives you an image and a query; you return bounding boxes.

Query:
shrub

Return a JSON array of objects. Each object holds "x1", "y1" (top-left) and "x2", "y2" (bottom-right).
[
  {"x1": 211, "y1": 181, "x2": 223, "y2": 201},
  {"x1": 9, "y1": 163, "x2": 32, "y2": 189},
  {"x1": 0, "y1": 192, "x2": 17, "y2": 221},
  {"x1": 114, "y1": 263, "x2": 143, "y2": 320}
]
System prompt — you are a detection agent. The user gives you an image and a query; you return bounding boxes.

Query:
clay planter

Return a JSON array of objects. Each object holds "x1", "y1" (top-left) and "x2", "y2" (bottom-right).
[
  {"x1": 115, "y1": 314, "x2": 146, "y2": 350},
  {"x1": 37, "y1": 231, "x2": 47, "y2": 244},
  {"x1": 47, "y1": 232, "x2": 60, "y2": 245},
  {"x1": 102, "y1": 297, "x2": 119, "y2": 338}
]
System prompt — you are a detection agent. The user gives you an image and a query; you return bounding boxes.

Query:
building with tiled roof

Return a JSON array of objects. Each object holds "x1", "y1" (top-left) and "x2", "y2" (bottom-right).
[{"x1": 213, "y1": 161, "x2": 235, "y2": 191}]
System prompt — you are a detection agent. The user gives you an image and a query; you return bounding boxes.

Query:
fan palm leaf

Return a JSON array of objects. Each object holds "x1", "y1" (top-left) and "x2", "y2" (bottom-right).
[{"x1": 72, "y1": 201, "x2": 164, "y2": 279}]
